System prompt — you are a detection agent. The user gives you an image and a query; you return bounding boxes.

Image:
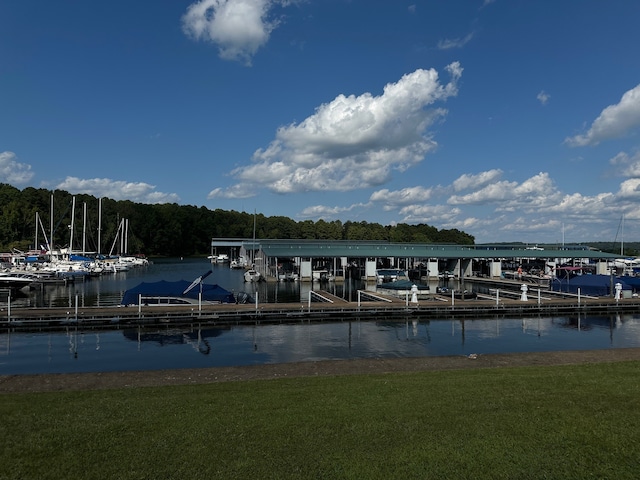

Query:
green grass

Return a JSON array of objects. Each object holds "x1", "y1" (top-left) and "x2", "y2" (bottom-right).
[{"x1": 2, "y1": 362, "x2": 640, "y2": 479}]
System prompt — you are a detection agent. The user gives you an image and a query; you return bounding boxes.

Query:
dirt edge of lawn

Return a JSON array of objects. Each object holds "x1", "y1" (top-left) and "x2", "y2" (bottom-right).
[{"x1": 2, "y1": 348, "x2": 640, "y2": 394}]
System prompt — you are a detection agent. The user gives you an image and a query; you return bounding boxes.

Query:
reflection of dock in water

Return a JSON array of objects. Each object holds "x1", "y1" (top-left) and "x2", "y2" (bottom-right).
[{"x1": 122, "y1": 326, "x2": 230, "y2": 354}]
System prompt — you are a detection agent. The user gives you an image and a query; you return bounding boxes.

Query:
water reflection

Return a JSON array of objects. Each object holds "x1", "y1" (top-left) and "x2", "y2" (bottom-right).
[
  {"x1": 3, "y1": 313, "x2": 638, "y2": 375},
  {"x1": 121, "y1": 325, "x2": 230, "y2": 355}
]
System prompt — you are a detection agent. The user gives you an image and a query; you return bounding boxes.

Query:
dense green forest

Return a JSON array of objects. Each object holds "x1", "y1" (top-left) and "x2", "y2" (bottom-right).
[{"x1": 0, "y1": 183, "x2": 475, "y2": 256}]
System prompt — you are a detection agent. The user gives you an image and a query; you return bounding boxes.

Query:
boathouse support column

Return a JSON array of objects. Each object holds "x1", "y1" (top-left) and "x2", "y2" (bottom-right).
[
  {"x1": 300, "y1": 259, "x2": 312, "y2": 282},
  {"x1": 596, "y1": 261, "x2": 608, "y2": 275},
  {"x1": 427, "y1": 260, "x2": 438, "y2": 279},
  {"x1": 450, "y1": 259, "x2": 461, "y2": 277},
  {"x1": 490, "y1": 260, "x2": 502, "y2": 278},
  {"x1": 460, "y1": 259, "x2": 472, "y2": 278},
  {"x1": 365, "y1": 259, "x2": 377, "y2": 281}
]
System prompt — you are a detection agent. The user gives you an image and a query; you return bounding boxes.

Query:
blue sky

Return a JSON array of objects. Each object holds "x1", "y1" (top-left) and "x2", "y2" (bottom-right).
[{"x1": 2, "y1": 0, "x2": 640, "y2": 245}]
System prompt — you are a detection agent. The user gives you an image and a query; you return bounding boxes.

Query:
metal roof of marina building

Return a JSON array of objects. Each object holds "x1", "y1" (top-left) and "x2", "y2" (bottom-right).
[{"x1": 212, "y1": 239, "x2": 621, "y2": 260}]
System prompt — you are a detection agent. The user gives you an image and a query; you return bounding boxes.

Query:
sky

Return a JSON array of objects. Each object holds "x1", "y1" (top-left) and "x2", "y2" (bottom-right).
[{"x1": 2, "y1": 0, "x2": 640, "y2": 245}]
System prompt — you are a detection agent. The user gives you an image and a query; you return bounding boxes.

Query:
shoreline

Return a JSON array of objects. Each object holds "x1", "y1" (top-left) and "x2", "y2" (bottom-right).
[{"x1": 2, "y1": 347, "x2": 640, "y2": 393}]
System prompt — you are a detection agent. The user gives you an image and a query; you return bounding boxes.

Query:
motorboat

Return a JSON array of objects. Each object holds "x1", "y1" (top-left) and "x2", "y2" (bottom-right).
[
  {"x1": 375, "y1": 269, "x2": 408, "y2": 284},
  {"x1": 244, "y1": 269, "x2": 262, "y2": 282},
  {"x1": 312, "y1": 270, "x2": 335, "y2": 282},
  {"x1": 278, "y1": 271, "x2": 299, "y2": 282},
  {"x1": 230, "y1": 257, "x2": 247, "y2": 269},
  {"x1": 0, "y1": 271, "x2": 37, "y2": 291}
]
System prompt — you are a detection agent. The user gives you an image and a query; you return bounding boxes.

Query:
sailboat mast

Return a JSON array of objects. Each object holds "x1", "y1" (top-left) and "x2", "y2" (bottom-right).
[
  {"x1": 97, "y1": 197, "x2": 102, "y2": 256},
  {"x1": 50, "y1": 193, "x2": 54, "y2": 255},
  {"x1": 621, "y1": 213, "x2": 624, "y2": 256},
  {"x1": 69, "y1": 196, "x2": 76, "y2": 256},
  {"x1": 82, "y1": 202, "x2": 87, "y2": 256},
  {"x1": 34, "y1": 212, "x2": 39, "y2": 252}
]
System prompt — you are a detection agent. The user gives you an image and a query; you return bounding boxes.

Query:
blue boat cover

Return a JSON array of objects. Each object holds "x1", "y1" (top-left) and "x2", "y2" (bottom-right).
[
  {"x1": 121, "y1": 280, "x2": 235, "y2": 305},
  {"x1": 551, "y1": 274, "x2": 631, "y2": 296}
]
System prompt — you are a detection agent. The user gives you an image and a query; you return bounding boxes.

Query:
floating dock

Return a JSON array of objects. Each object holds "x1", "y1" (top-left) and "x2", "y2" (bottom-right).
[{"x1": 1, "y1": 291, "x2": 639, "y2": 331}]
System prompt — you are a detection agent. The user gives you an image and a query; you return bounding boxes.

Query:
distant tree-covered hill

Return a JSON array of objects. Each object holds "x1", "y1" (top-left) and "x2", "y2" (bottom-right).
[{"x1": 0, "y1": 183, "x2": 475, "y2": 256}]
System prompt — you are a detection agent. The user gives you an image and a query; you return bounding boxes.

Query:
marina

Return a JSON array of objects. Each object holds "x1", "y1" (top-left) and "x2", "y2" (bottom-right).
[{"x1": 2, "y1": 255, "x2": 640, "y2": 375}]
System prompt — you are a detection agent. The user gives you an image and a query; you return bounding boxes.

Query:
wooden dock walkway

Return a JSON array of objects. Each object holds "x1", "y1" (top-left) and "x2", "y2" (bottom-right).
[{"x1": 2, "y1": 290, "x2": 640, "y2": 330}]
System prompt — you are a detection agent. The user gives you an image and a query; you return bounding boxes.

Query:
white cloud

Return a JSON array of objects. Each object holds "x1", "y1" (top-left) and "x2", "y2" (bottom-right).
[
  {"x1": 609, "y1": 150, "x2": 640, "y2": 177},
  {"x1": 543, "y1": 192, "x2": 615, "y2": 216},
  {"x1": 182, "y1": 0, "x2": 290, "y2": 65},
  {"x1": 55, "y1": 177, "x2": 180, "y2": 204},
  {"x1": 369, "y1": 186, "x2": 433, "y2": 206},
  {"x1": 437, "y1": 32, "x2": 474, "y2": 50},
  {"x1": 449, "y1": 172, "x2": 559, "y2": 209},
  {"x1": 0, "y1": 151, "x2": 34, "y2": 185},
  {"x1": 207, "y1": 184, "x2": 256, "y2": 199},
  {"x1": 617, "y1": 178, "x2": 640, "y2": 199},
  {"x1": 449, "y1": 180, "x2": 518, "y2": 205},
  {"x1": 299, "y1": 204, "x2": 356, "y2": 218},
  {"x1": 565, "y1": 83, "x2": 640, "y2": 147},
  {"x1": 399, "y1": 204, "x2": 462, "y2": 224},
  {"x1": 537, "y1": 90, "x2": 550, "y2": 105},
  {"x1": 452, "y1": 169, "x2": 503, "y2": 192},
  {"x1": 501, "y1": 217, "x2": 562, "y2": 233},
  {"x1": 222, "y1": 63, "x2": 462, "y2": 194}
]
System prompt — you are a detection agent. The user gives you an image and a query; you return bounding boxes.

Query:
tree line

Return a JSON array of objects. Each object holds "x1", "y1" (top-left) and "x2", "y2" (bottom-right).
[{"x1": 0, "y1": 183, "x2": 475, "y2": 256}]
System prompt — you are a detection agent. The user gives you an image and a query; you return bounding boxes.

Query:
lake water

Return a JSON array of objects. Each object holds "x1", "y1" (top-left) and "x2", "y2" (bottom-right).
[{"x1": 2, "y1": 258, "x2": 640, "y2": 375}]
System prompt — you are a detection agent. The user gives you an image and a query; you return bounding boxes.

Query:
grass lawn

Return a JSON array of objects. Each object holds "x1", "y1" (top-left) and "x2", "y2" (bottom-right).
[{"x1": 1, "y1": 361, "x2": 639, "y2": 479}]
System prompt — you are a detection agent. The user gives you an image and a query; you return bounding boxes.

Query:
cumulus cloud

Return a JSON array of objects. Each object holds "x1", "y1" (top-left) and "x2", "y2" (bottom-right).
[
  {"x1": 369, "y1": 186, "x2": 433, "y2": 206},
  {"x1": 448, "y1": 180, "x2": 518, "y2": 205},
  {"x1": 617, "y1": 178, "x2": 640, "y2": 199},
  {"x1": 565, "y1": 83, "x2": 640, "y2": 146},
  {"x1": 182, "y1": 0, "x2": 291, "y2": 65},
  {"x1": 399, "y1": 204, "x2": 462, "y2": 224},
  {"x1": 0, "y1": 151, "x2": 34, "y2": 185},
  {"x1": 55, "y1": 177, "x2": 180, "y2": 204},
  {"x1": 452, "y1": 169, "x2": 503, "y2": 192},
  {"x1": 609, "y1": 150, "x2": 640, "y2": 177},
  {"x1": 222, "y1": 62, "x2": 462, "y2": 195},
  {"x1": 449, "y1": 172, "x2": 557, "y2": 209}
]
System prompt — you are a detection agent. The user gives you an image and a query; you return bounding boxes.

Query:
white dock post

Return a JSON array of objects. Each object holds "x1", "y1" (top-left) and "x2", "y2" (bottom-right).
[
  {"x1": 577, "y1": 288, "x2": 581, "y2": 306},
  {"x1": 7, "y1": 294, "x2": 10, "y2": 322}
]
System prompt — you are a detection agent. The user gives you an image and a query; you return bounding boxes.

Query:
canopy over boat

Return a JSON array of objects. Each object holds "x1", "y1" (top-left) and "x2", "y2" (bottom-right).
[
  {"x1": 551, "y1": 274, "x2": 630, "y2": 296},
  {"x1": 121, "y1": 280, "x2": 236, "y2": 305}
]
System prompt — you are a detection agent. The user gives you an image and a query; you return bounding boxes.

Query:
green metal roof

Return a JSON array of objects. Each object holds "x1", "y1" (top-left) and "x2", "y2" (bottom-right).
[{"x1": 212, "y1": 239, "x2": 621, "y2": 260}]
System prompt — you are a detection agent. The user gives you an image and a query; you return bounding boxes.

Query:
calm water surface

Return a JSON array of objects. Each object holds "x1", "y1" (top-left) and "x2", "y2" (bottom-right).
[
  {"x1": 2, "y1": 315, "x2": 639, "y2": 375},
  {"x1": 2, "y1": 258, "x2": 640, "y2": 375}
]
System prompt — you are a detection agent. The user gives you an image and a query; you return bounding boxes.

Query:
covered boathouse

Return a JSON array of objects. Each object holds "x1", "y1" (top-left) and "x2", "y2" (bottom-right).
[{"x1": 210, "y1": 238, "x2": 621, "y2": 283}]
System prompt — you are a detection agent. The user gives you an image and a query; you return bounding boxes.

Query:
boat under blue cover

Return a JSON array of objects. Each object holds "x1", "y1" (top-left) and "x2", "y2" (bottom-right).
[{"x1": 121, "y1": 280, "x2": 236, "y2": 305}]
